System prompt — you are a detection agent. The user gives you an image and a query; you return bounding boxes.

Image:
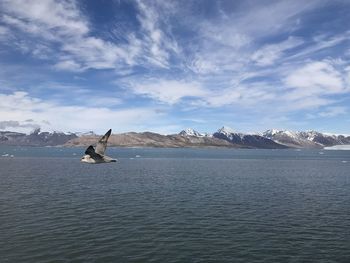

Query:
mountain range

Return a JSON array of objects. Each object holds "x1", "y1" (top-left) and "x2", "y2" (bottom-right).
[
  {"x1": 262, "y1": 129, "x2": 350, "y2": 148},
  {"x1": 0, "y1": 128, "x2": 77, "y2": 146},
  {"x1": 1, "y1": 127, "x2": 349, "y2": 149}
]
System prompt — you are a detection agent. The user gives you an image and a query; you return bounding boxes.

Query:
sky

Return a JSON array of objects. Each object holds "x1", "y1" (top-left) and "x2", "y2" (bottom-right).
[{"x1": 0, "y1": 0, "x2": 350, "y2": 135}]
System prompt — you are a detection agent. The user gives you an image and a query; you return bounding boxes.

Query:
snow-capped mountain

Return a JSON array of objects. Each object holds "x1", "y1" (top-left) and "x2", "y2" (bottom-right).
[
  {"x1": 0, "y1": 128, "x2": 77, "y2": 146},
  {"x1": 214, "y1": 127, "x2": 287, "y2": 149},
  {"x1": 263, "y1": 129, "x2": 350, "y2": 148},
  {"x1": 298, "y1": 130, "x2": 350, "y2": 146},
  {"x1": 216, "y1": 126, "x2": 236, "y2": 136},
  {"x1": 263, "y1": 129, "x2": 321, "y2": 148},
  {"x1": 179, "y1": 128, "x2": 206, "y2": 137},
  {"x1": 75, "y1": 131, "x2": 96, "y2": 136}
]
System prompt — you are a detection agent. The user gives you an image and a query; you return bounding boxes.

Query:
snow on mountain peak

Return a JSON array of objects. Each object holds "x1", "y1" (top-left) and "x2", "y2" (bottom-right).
[
  {"x1": 76, "y1": 131, "x2": 96, "y2": 136},
  {"x1": 179, "y1": 128, "x2": 204, "y2": 137},
  {"x1": 263, "y1": 129, "x2": 300, "y2": 139},
  {"x1": 217, "y1": 126, "x2": 235, "y2": 135},
  {"x1": 263, "y1": 129, "x2": 282, "y2": 137}
]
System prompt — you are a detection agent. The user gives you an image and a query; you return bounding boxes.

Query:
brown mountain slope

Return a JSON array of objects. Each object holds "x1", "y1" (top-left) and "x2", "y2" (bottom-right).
[{"x1": 65, "y1": 132, "x2": 243, "y2": 148}]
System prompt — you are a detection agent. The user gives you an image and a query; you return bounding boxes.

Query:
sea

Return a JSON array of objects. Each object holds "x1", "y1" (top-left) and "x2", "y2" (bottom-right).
[{"x1": 0, "y1": 146, "x2": 349, "y2": 263}]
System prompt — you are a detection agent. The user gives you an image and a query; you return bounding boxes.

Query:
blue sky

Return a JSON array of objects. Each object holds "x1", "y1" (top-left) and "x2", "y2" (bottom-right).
[{"x1": 0, "y1": 0, "x2": 349, "y2": 134}]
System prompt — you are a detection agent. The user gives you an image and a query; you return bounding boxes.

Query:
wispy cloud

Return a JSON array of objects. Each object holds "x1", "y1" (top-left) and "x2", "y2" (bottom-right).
[
  {"x1": 288, "y1": 31, "x2": 350, "y2": 61},
  {"x1": 227, "y1": 0, "x2": 323, "y2": 37},
  {"x1": 1, "y1": 0, "x2": 88, "y2": 35},
  {"x1": 0, "y1": 25, "x2": 9, "y2": 40},
  {"x1": 128, "y1": 78, "x2": 276, "y2": 109},
  {"x1": 0, "y1": 0, "x2": 184, "y2": 72},
  {"x1": 183, "y1": 0, "x2": 324, "y2": 75},
  {"x1": 130, "y1": 79, "x2": 207, "y2": 105},
  {"x1": 53, "y1": 59, "x2": 84, "y2": 72},
  {"x1": 251, "y1": 37, "x2": 304, "y2": 66},
  {"x1": 318, "y1": 106, "x2": 347, "y2": 117},
  {"x1": 135, "y1": 1, "x2": 180, "y2": 68},
  {"x1": 0, "y1": 0, "x2": 142, "y2": 71}
]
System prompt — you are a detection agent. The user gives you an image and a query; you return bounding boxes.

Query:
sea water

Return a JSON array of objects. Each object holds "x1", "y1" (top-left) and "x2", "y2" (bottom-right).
[{"x1": 0, "y1": 147, "x2": 349, "y2": 262}]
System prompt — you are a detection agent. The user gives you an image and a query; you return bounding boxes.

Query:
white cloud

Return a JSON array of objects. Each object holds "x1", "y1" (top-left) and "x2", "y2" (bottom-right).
[
  {"x1": 318, "y1": 106, "x2": 347, "y2": 117},
  {"x1": 0, "y1": 120, "x2": 40, "y2": 130},
  {"x1": 60, "y1": 36, "x2": 132, "y2": 70},
  {"x1": 285, "y1": 61, "x2": 346, "y2": 98},
  {"x1": 0, "y1": 91, "x2": 159, "y2": 133},
  {"x1": 130, "y1": 80, "x2": 207, "y2": 105},
  {"x1": 84, "y1": 97, "x2": 122, "y2": 107},
  {"x1": 129, "y1": 78, "x2": 277, "y2": 108},
  {"x1": 282, "y1": 97, "x2": 333, "y2": 111},
  {"x1": 203, "y1": 84, "x2": 276, "y2": 108},
  {"x1": 273, "y1": 60, "x2": 350, "y2": 111},
  {"x1": 186, "y1": 22, "x2": 250, "y2": 75},
  {"x1": 53, "y1": 59, "x2": 83, "y2": 72}
]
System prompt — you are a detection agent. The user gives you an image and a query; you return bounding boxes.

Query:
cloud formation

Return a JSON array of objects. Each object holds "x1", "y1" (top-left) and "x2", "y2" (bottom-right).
[
  {"x1": 0, "y1": 0, "x2": 142, "y2": 71},
  {"x1": 0, "y1": 91, "x2": 161, "y2": 133},
  {"x1": 0, "y1": 120, "x2": 40, "y2": 130},
  {"x1": 0, "y1": 0, "x2": 349, "y2": 133},
  {"x1": 284, "y1": 61, "x2": 348, "y2": 99}
]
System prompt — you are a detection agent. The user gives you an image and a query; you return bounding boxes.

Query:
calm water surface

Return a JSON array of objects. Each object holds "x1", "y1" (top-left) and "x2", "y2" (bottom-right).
[{"x1": 0, "y1": 147, "x2": 349, "y2": 262}]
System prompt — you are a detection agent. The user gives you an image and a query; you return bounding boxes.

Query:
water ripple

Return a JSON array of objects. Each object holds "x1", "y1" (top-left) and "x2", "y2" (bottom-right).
[{"x1": 1, "y1": 155, "x2": 350, "y2": 262}]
